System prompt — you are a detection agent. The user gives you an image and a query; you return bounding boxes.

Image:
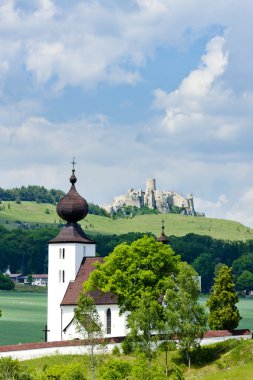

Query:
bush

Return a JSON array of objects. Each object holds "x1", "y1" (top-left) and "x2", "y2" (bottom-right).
[
  {"x1": 42, "y1": 362, "x2": 86, "y2": 380},
  {"x1": 0, "y1": 357, "x2": 32, "y2": 380},
  {"x1": 99, "y1": 359, "x2": 131, "y2": 380},
  {"x1": 112, "y1": 345, "x2": 121, "y2": 356},
  {"x1": 0, "y1": 274, "x2": 15, "y2": 290},
  {"x1": 121, "y1": 336, "x2": 134, "y2": 355}
]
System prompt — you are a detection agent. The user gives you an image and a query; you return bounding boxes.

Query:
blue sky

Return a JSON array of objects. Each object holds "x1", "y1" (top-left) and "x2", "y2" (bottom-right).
[{"x1": 1, "y1": 0, "x2": 253, "y2": 226}]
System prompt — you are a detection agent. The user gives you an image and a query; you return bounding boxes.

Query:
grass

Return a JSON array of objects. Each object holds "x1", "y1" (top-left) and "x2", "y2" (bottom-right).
[
  {"x1": 1, "y1": 201, "x2": 253, "y2": 241},
  {"x1": 20, "y1": 340, "x2": 253, "y2": 380},
  {"x1": 0, "y1": 290, "x2": 47, "y2": 345}
]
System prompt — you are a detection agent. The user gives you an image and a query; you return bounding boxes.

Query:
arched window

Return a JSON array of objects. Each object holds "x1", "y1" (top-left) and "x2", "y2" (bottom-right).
[{"x1": 106, "y1": 308, "x2": 111, "y2": 334}]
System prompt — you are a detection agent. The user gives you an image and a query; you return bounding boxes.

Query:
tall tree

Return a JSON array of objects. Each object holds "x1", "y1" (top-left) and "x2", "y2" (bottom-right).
[
  {"x1": 127, "y1": 293, "x2": 163, "y2": 373},
  {"x1": 207, "y1": 265, "x2": 241, "y2": 330},
  {"x1": 74, "y1": 293, "x2": 103, "y2": 380},
  {"x1": 84, "y1": 236, "x2": 180, "y2": 313},
  {"x1": 164, "y1": 262, "x2": 207, "y2": 369}
]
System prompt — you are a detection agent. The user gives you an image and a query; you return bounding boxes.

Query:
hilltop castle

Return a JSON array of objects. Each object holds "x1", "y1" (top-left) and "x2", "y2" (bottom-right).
[{"x1": 103, "y1": 178, "x2": 196, "y2": 215}]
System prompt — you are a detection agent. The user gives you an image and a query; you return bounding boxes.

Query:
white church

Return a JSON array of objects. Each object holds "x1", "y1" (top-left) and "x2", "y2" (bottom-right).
[
  {"x1": 47, "y1": 167, "x2": 126, "y2": 342},
  {"x1": 47, "y1": 167, "x2": 169, "y2": 342}
]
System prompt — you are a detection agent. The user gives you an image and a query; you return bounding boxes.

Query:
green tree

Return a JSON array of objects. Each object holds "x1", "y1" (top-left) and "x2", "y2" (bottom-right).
[
  {"x1": 164, "y1": 262, "x2": 207, "y2": 369},
  {"x1": 26, "y1": 274, "x2": 33, "y2": 285},
  {"x1": 236, "y1": 270, "x2": 253, "y2": 292},
  {"x1": 0, "y1": 273, "x2": 15, "y2": 290},
  {"x1": 84, "y1": 236, "x2": 180, "y2": 313},
  {"x1": 127, "y1": 293, "x2": 163, "y2": 371},
  {"x1": 207, "y1": 265, "x2": 241, "y2": 330},
  {"x1": 74, "y1": 293, "x2": 103, "y2": 380}
]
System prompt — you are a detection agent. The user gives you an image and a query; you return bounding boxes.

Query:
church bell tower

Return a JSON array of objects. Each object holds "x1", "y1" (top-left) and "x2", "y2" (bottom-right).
[{"x1": 47, "y1": 164, "x2": 96, "y2": 342}]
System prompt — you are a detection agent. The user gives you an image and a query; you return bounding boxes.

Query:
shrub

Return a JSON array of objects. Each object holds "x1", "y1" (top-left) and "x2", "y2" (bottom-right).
[
  {"x1": 99, "y1": 359, "x2": 131, "y2": 380},
  {"x1": 112, "y1": 345, "x2": 121, "y2": 356},
  {"x1": 0, "y1": 357, "x2": 32, "y2": 379},
  {"x1": 121, "y1": 336, "x2": 134, "y2": 355},
  {"x1": 42, "y1": 362, "x2": 86, "y2": 380}
]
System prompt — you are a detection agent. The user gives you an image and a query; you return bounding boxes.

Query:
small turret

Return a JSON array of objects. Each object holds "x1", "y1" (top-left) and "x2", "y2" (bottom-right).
[{"x1": 156, "y1": 220, "x2": 169, "y2": 244}]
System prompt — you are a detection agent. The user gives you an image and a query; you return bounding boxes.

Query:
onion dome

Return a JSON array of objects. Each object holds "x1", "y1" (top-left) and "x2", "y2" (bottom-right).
[{"x1": 56, "y1": 169, "x2": 88, "y2": 223}]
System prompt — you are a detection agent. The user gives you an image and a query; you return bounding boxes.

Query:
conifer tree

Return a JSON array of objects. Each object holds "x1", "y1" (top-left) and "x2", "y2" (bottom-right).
[{"x1": 207, "y1": 265, "x2": 241, "y2": 330}]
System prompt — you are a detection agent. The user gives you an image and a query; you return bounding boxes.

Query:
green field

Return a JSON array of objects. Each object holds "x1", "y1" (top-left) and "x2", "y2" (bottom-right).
[
  {"x1": 0, "y1": 291, "x2": 47, "y2": 346},
  {"x1": 0, "y1": 201, "x2": 253, "y2": 241},
  {"x1": 0, "y1": 292, "x2": 253, "y2": 346}
]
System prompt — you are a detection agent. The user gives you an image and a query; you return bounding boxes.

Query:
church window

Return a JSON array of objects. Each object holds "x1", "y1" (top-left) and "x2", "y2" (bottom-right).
[
  {"x1": 59, "y1": 270, "x2": 65, "y2": 283},
  {"x1": 59, "y1": 248, "x2": 65, "y2": 259},
  {"x1": 83, "y1": 246, "x2": 86, "y2": 256},
  {"x1": 106, "y1": 308, "x2": 111, "y2": 334}
]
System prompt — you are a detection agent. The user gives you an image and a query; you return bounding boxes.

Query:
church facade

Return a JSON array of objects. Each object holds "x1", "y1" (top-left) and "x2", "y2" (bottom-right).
[{"x1": 47, "y1": 168, "x2": 127, "y2": 342}]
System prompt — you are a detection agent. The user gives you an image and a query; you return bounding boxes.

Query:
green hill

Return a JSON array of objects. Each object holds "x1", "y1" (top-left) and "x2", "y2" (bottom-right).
[{"x1": 0, "y1": 201, "x2": 252, "y2": 241}]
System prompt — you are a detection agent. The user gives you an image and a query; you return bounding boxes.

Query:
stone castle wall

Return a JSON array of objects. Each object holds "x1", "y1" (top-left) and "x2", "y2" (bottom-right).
[{"x1": 103, "y1": 179, "x2": 196, "y2": 215}]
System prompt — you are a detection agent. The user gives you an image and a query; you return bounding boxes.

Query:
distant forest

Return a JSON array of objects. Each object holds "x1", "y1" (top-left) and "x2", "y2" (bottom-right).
[
  {"x1": 0, "y1": 186, "x2": 64, "y2": 204},
  {"x1": 1, "y1": 224, "x2": 253, "y2": 293}
]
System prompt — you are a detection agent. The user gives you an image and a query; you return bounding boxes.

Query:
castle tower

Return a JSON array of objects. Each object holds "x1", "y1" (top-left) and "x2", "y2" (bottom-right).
[
  {"x1": 146, "y1": 178, "x2": 156, "y2": 193},
  {"x1": 187, "y1": 194, "x2": 195, "y2": 215},
  {"x1": 47, "y1": 165, "x2": 96, "y2": 342}
]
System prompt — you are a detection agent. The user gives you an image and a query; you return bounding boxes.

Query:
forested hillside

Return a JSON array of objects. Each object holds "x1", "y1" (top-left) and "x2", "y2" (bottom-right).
[{"x1": 1, "y1": 223, "x2": 253, "y2": 293}]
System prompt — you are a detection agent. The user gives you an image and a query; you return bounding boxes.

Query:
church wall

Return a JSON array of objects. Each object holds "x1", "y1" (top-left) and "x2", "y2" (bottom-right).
[
  {"x1": 61, "y1": 304, "x2": 128, "y2": 341},
  {"x1": 47, "y1": 242, "x2": 95, "y2": 342}
]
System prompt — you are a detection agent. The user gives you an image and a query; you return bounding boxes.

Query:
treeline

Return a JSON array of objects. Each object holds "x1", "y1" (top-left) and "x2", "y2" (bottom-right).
[
  {"x1": 0, "y1": 186, "x2": 64, "y2": 204},
  {"x1": 0, "y1": 226, "x2": 146, "y2": 275},
  {"x1": 1, "y1": 225, "x2": 253, "y2": 293},
  {"x1": 169, "y1": 233, "x2": 253, "y2": 292}
]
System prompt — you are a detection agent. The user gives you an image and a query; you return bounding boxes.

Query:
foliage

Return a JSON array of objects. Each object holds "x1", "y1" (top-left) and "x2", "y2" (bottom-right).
[
  {"x1": 0, "y1": 225, "x2": 58, "y2": 274},
  {"x1": 164, "y1": 262, "x2": 208, "y2": 368},
  {"x1": 232, "y1": 252, "x2": 253, "y2": 277},
  {"x1": 0, "y1": 357, "x2": 32, "y2": 380},
  {"x1": 84, "y1": 236, "x2": 180, "y2": 313},
  {"x1": 121, "y1": 336, "x2": 134, "y2": 355},
  {"x1": 74, "y1": 293, "x2": 103, "y2": 380},
  {"x1": 88, "y1": 203, "x2": 110, "y2": 217},
  {"x1": 94, "y1": 232, "x2": 148, "y2": 257},
  {"x1": 207, "y1": 265, "x2": 241, "y2": 330},
  {"x1": 41, "y1": 362, "x2": 86, "y2": 379},
  {"x1": 0, "y1": 185, "x2": 64, "y2": 204},
  {"x1": 131, "y1": 354, "x2": 168, "y2": 380},
  {"x1": 112, "y1": 205, "x2": 160, "y2": 218},
  {"x1": 0, "y1": 273, "x2": 15, "y2": 290},
  {"x1": 236, "y1": 270, "x2": 253, "y2": 292},
  {"x1": 127, "y1": 294, "x2": 163, "y2": 368},
  {"x1": 111, "y1": 345, "x2": 121, "y2": 356},
  {"x1": 99, "y1": 358, "x2": 131, "y2": 380}
]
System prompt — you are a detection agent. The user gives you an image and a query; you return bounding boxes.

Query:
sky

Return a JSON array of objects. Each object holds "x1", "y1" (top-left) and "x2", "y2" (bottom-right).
[{"x1": 1, "y1": 0, "x2": 253, "y2": 226}]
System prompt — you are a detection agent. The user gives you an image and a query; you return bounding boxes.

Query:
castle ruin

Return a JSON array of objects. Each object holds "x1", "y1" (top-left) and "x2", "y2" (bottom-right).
[{"x1": 103, "y1": 179, "x2": 196, "y2": 215}]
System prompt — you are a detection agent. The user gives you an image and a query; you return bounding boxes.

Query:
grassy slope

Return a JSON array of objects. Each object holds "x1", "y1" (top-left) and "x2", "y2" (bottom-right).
[
  {"x1": 22, "y1": 340, "x2": 253, "y2": 380},
  {"x1": 0, "y1": 201, "x2": 253, "y2": 241}
]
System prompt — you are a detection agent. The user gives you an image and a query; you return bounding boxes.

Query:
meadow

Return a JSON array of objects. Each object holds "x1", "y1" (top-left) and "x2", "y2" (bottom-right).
[
  {"x1": 0, "y1": 291, "x2": 253, "y2": 346},
  {"x1": 0, "y1": 290, "x2": 47, "y2": 345},
  {"x1": 0, "y1": 201, "x2": 253, "y2": 241}
]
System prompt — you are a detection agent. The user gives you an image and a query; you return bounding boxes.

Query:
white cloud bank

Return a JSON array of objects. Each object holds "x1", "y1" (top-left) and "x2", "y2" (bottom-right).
[{"x1": 1, "y1": 1, "x2": 253, "y2": 227}]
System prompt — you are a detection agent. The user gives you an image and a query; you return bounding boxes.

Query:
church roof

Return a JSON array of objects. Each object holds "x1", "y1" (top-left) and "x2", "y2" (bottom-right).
[
  {"x1": 49, "y1": 222, "x2": 95, "y2": 244},
  {"x1": 156, "y1": 220, "x2": 169, "y2": 244},
  {"x1": 61, "y1": 257, "x2": 117, "y2": 306}
]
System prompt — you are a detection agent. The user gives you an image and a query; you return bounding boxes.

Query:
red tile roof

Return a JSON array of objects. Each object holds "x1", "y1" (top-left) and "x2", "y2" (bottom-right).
[{"x1": 61, "y1": 257, "x2": 117, "y2": 306}]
